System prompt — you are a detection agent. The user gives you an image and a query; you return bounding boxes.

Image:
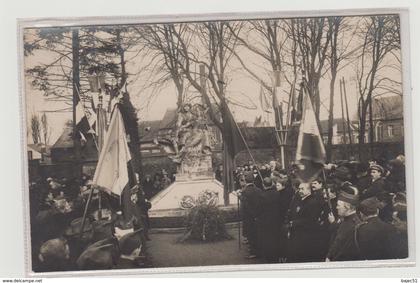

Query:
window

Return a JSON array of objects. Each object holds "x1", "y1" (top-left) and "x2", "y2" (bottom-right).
[{"x1": 387, "y1": 125, "x2": 394, "y2": 137}]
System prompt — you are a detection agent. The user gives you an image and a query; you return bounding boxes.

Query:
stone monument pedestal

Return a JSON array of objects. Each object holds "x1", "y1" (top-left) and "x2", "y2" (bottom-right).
[{"x1": 148, "y1": 154, "x2": 238, "y2": 228}]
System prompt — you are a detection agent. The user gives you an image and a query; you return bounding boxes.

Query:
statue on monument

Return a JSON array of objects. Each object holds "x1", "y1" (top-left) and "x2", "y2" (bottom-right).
[{"x1": 171, "y1": 103, "x2": 212, "y2": 165}]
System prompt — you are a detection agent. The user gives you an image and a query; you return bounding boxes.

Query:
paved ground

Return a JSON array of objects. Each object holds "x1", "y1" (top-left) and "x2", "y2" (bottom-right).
[{"x1": 147, "y1": 227, "x2": 263, "y2": 268}]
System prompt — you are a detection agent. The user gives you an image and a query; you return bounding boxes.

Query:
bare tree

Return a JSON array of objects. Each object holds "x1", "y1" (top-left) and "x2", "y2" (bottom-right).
[
  {"x1": 355, "y1": 15, "x2": 401, "y2": 160},
  {"x1": 292, "y1": 17, "x2": 332, "y2": 120},
  {"x1": 135, "y1": 24, "x2": 191, "y2": 108},
  {"x1": 166, "y1": 21, "x2": 242, "y2": 204},
  {"x1": 325, "y1": 17, "x2": 360, "y2": 161}
]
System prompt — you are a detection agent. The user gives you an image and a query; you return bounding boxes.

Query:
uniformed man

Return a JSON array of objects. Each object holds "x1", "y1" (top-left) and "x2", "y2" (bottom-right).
[
  {"x1": 360, "y1": 164, "x2": 387, "y2": 200},
  {"x1": 326, "y1": 183, "x2": 361, "y2": 261}
]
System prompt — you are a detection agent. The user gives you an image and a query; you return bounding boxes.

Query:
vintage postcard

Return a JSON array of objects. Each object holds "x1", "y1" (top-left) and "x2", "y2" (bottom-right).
[{"x1": 18, "y1": 9, "x2": 413, "y2": 276}]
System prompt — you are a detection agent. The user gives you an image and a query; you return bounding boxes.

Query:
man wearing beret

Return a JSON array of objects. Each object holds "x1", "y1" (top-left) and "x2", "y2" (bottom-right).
[{"x1": 326, "y1": 183, "x2": 362, "y2": 261}]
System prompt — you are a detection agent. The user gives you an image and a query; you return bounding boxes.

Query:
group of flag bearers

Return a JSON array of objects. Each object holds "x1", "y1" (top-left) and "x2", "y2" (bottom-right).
[
  {"x1": 35, "y1": 94, "x2": 152, "y2": 271},
  {"x1": 236, "y1": 91, "x2": 408, "y2": 263}
]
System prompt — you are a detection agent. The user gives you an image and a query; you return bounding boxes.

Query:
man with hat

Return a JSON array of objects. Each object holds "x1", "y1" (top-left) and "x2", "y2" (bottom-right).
[
  {"x1": 115, "y1": 228, "x2": 147, "y2": 268},
  {"x1": 326, "y1": 183, "x2": 362, "y2": 261},
  {"x1": 360, "y1": 164, "x2": 387, "y2": 200},
  {"x1": 76, "y1": 239, "x2": 118, "y2": 270},
  {"x1": 354, "y1": 197, "x2": 399, "y2": 260}
]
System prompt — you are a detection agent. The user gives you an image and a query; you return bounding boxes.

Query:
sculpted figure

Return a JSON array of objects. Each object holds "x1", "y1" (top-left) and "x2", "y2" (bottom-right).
[{"x1": 171, "y1": 103, "x2": 212, "y2": 164}]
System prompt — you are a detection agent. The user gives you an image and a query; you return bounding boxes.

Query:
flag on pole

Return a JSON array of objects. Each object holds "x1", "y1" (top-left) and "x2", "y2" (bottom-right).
[
  {"x1": 222, "y1": 102, "x2": 247, "y2": 157},
  {"x1": 295, "y1": 90, "x2": 326, "y2": 182},
  {"x1": 75, "y1": 90, "x2": 97, "y2": 139},
  {"x1": 259, "y1": 85, "x2": 272, "y2": 113},
  {"x1": 92, "y1": 106, "x2": 132, "y2": 196},
  {"x1": 96, "y1": 107, "x2": 108, "y2": 151}
]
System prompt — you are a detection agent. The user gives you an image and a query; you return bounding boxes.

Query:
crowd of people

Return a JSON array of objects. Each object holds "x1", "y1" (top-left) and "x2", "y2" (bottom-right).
[
  {"x1": 28, "y1": 153, "x2": 408, "y2": 271},
  {"x1": 29, "y1": 172, "x2": 156, "y2": 272},
  {"x1": 234, "y1": 155, "x2": 408, "y2": 263}
]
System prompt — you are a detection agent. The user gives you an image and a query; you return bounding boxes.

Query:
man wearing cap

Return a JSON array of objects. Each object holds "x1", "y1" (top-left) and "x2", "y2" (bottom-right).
[
  {"x1": 326, "y1": 183, "x2": 362, "y2": 261},
  {"x1": 354, "y1": 197, "x2": 399, "y2": 260},
  {"x1": 287, "y1": 182, "x2": 324, "y2": 263},
  {"x1": 360, "y1": 164, "x2": 387, "y2": 200}
]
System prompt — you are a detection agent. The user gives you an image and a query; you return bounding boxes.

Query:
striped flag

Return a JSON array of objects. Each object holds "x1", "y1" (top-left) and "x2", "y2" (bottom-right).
[
  {"x1": 295, "y1": 90, "x2": 326, "y2": 182},
  {"x1": 92, "y1": 106, "x2": 131, "y2": 196}
]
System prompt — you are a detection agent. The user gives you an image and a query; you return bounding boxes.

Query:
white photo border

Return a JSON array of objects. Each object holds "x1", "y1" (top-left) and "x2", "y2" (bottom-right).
[{"x1": 17, "y1": 7, "x2": 415, "y2": 277}]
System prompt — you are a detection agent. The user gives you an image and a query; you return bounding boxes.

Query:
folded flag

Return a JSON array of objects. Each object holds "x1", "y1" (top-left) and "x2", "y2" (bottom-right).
[
  {"x1": 93, "y1": 106, "x2": 131, "y2": 196},
  {"x1": 295, "y1": 90, "x2": 326, "y2": 182}
]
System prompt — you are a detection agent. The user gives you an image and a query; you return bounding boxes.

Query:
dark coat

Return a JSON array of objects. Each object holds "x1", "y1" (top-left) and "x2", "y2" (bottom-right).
[
  {"x1": 240, "y1": 183, "x2": 260, "y2": 254},
  {"x1": 287, "y1": 194, "x2": 324, "y2": 262},
  {"x1": 255, "y1": 187, "x2": 291, "y2": 262},
  {"x1": 361, "y1": 177, "x2": 387, "y2": 200},
  {"x1": 355, "y1": 216, "x2": 400, "y2": 260},
  {"x1": 327, "y1": 213, "x2": 361, "y2": 261},
  {"x1": 141, "y1": 180, "x2": 155, "y2": 200}
]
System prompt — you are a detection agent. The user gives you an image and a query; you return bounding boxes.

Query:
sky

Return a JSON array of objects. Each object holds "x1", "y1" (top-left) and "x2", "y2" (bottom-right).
[{"x1": 23, "y1": 15, "x2": 403, "y2": 145}]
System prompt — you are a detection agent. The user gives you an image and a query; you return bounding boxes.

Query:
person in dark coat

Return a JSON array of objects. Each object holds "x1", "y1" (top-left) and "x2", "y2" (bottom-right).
[
  {"x1": 355, "y1": 197, "x2": 400, "y2": 260},
  {"x1": 391, "y1": 192, "x2": 408, "y2": 259},
  {"x1": 129, "y1": 186, "x2": 145, "y2": 228},
  {"x1": 141, "y1": 175, "x2": 155, "y2": 200},
  {"x1": 255, "y1": 178, "x2": 283, "y2": 263},
  {"x1": 360, "y1": 164, "x2": 387, "y2": 200},
  {"x1": 215, "y1": 164, "x2": 223, "y2": 183},
  {"x1": 240, "y1": 172, "x2": 261, "y2": 259},
  {"x1": 311, "y1": 178, "x2": 333, "y2": 258},
  {"x1": 286, "y1": 182, "x2": 324, "y2": 263},
  {"x1": 252, "y1": 166, "x2": 263, "y2": 189},
  {"x1": 326, "y1": 183, "x2": 361, "y2": 261},
  {"x1": 273, "y1": 173, "x2": 294, "y2": 261}
]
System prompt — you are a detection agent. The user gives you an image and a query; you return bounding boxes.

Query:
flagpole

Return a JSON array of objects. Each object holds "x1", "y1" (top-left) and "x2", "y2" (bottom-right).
[
  {"x1": 226, "y1": 100, "x2": 266, "y2": 188},
  {"x1": 72, "y1": 28, "x2": 82, "y2": 178},
  {"x1": 79, "y1": 184, "x2": 94, "y2": 238},
  {"x1": 97, "y1": 92, "x2": 103, "y2": 220}
]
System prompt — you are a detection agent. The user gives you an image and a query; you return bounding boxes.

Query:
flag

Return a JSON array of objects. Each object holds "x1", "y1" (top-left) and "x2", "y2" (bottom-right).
[
  {"x1": 92, "y1": 106, "x2": 132, "y2": 196},
  {"x1": 96, "y1": 107, "x2": 108, "y2": 151},
  {"x1": 295, "y1": 90, "x2": 326, "y2": 182},
  {"x1": 259, "y1": 85, "x2": 272, "y2": 113},
  {"x1": 75, "y1": 91, "x2": 96, "y2": 137},
  {"x1": 272, "y1": 88, "x2": 284, "y2": 130},
  {"x1": 222, "y1": 101, "x2": 247, "y2": 157}
]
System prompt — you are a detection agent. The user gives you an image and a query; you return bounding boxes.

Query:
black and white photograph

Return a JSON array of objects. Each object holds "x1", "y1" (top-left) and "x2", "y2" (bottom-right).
[{"x1": 19, "y1": 11, "x2": 411, "y2": 275}]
